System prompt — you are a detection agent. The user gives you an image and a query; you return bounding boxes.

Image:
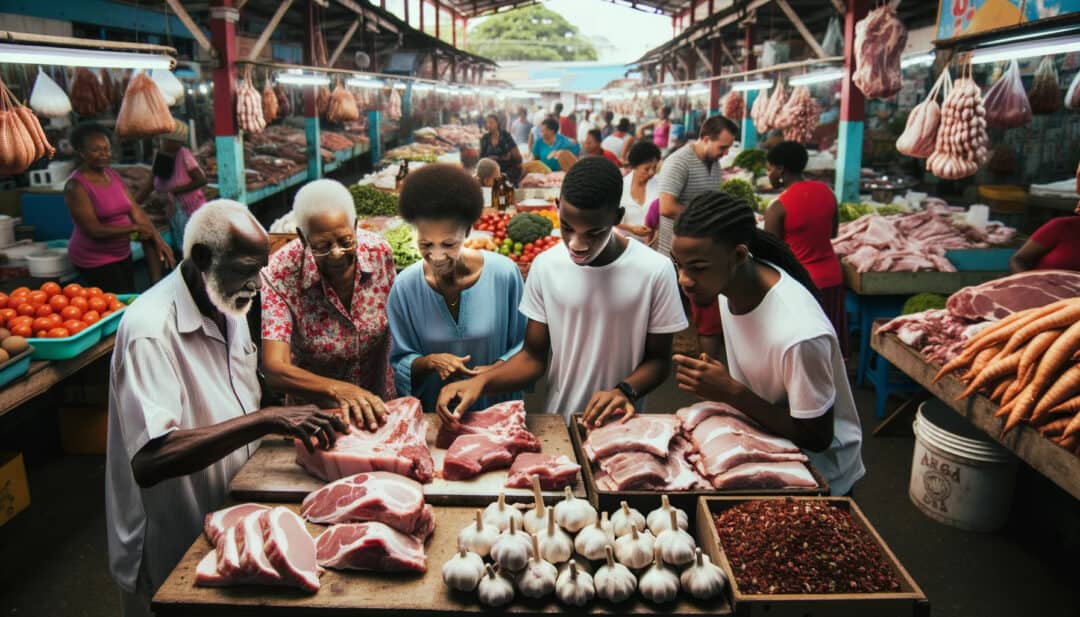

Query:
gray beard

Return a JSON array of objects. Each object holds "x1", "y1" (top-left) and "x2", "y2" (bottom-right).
[{"x1": 203, "y1": 270, "x2": 255, "y2": 319}]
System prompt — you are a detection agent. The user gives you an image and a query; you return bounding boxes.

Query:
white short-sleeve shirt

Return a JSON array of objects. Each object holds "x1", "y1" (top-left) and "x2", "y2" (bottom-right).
[
  {"x1": 518, "y1": 239, "x2": 688, "y2": 421},
  {"x1": 717, "y1": 263, "x2": 865, "y2": 495},
  {"x1": 105, "y1": 270, "x2": 261, "y2": 593}
]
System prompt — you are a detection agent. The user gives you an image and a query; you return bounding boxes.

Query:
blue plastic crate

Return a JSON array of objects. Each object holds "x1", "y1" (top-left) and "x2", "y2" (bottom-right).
[
  {"x1": 100, "y1": 294, "x2": 137, "y2": 336},
  {"x1": 27, "y1": 320, "x2": 104, "y2": 360},
  {"x1": 945, "y1": 248, "x2": 1016, "y2": 272},
  {"x1": 0, "y1": 348, "x2": 33, "y2": 387}
]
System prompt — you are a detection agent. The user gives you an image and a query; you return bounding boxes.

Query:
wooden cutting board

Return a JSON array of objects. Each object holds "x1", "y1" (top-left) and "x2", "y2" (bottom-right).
[
  {"x1": 153, "y1": 505, "x2": 732, "y2": 617},
  {"x1": 229, "y1": 414, "x2": 585, "y2": 506}
]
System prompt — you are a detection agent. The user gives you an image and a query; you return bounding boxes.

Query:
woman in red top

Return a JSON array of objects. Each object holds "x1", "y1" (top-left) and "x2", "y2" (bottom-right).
[
  {"x1": 1010, "y1": 208, "x2": 1080, "y2": 272},
  {"x1": 763, "y1": 141, "x2": 846, "y2": 351}
]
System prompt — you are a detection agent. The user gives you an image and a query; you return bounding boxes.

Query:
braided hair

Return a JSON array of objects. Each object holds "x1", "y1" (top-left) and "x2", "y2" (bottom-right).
[{"x1": 674, "y1": 191, "x2": 819, "y2": 297}]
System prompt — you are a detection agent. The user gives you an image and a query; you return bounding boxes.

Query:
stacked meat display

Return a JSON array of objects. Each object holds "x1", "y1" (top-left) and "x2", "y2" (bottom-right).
[
  {"x1": 775, "y1": 86, "x2": 820, "y2": 144},
  {"x1": 926, "y1": 75, "x2": 989, "y2": 180},
  {"x1": 0, "y1": 75, "x2": 54, "y2": 175},
  {"x1": 852, "y1": 2, "x2": 907, "y2": 99},
  {"x1": 519, "y1": 171, "x2": 566, "y2": 188},
  {"x1": 236, "y1": 70, "x2": 266, "y2": 134},
  {"x1": 583, "y1": 403, "x2": 819, "y2": 492}
]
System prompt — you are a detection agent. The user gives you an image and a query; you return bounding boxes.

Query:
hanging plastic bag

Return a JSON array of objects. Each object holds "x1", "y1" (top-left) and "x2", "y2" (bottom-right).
[
  {"x1": 897, "y1": 67, "x2": 950, "y2": 158},
  {"x1": 822, "y1": 17, "x2": 844, "y2": 57},
  {"x1": 761, "y1": 79, "x2": 788, "y2": 130},
  {"x1": 30, "y1": 69, "x2": 72, "y2": 117},
  {"x1": 1029, "y1": 56, "x2": 1062, "y2": 115},
  {"x1": 984, "y1": 60, "x2": 1031, "y2": 129},
  {"x1": 69, "y1": 67, "x2": 109, "y2": 117},
  {"x1": 151, "y1": 69, "x2": 184, "y2": 106},
  {"x1": 115, "y1": 71, "x2": 175, "y2": 139},
  {"x1": 1, "y1": 75, "x2": 54, "y2": 174},
  {"x1": 326, "y1": 78, "x2": 359, "y2": 123},
  {"x1": 750, "y1": 87, "x2": 771, "y2": 131}
]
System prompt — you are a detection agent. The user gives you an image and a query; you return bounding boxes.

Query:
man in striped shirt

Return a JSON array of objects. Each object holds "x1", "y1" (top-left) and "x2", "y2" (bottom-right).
[{"x1": 656, "y1": 115, "x2": 738, "y2": 359}]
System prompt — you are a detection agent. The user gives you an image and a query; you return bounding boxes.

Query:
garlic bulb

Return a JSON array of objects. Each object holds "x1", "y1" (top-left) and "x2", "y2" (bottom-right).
[
  {"x1": 655, "y1": 509, "x2": 696, "y2": 566},
  {"x1": 680, "y1": 548, "x2": 727, "y2": 600},
  {"x1": 478, "y1": 564, "x2": 514, "y2": 607},
  {"x1": 553, "y1": 486, "x2": 597, "y2": 533},
  {"x1": 556, "y1": 559, "x2": 595, "y2": 607},
  {"x1": 483, "y1": 493, "x2": 523, "y2": 532},
  {"x1": 516, "y1": 534, "x2": 557, "y2": 598},
  {"x1": 573, "y1": 511, "x2": 615, "y2": 561},
  {"x1": 647, "y1": 495, "x2": 689, "y2": 535},
  {"x1": 459, "y1": 509, "x2": 499, "y2": 558},
  {"x1": 491, "y1": 517, "x2": 533, "y2": 572},
  {"x1": 614, "y1": 525, "x2": 655, "y2": 570},
  {"x1": 523, "y1": 475, "x2": 550, "y2": 534},
  {"x1": 595, "y1": 546, "x2": 637, "y2": 603},
  {"x1": 611, "y1": 501, "x2": 646, "y2": 537},
  {"x1": 442, "y1": 545, "x2": 485, "y2": 592},
  {"x1": 639, "y1": 546, "x2": 679, "y2": 604},
  {"x1": 538, "y1": 506, "x2": 573, "y2": 564}
]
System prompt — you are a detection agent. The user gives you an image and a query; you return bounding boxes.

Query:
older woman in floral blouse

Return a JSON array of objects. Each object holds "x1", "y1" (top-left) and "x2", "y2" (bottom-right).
[{"x1": 260, "y1": 179, "x2": 395, "y2": 431}]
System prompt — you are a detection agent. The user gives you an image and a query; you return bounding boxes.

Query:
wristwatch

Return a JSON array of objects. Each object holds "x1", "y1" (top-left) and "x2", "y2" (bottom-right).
[{"x1": 615, "y1": 381, "x2": 640, "y2": 402}]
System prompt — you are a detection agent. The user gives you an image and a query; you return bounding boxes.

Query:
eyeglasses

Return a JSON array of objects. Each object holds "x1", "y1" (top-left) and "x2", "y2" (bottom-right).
[{"x1": 309, "y1": 238, "x2": 357, "y2": 257}]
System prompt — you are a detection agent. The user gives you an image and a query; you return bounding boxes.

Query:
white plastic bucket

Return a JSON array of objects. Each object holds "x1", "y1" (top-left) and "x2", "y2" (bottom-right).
[
  {"x1": 909, "y1": 400, "x2": 1016, "y2": 532},
  {"x1": 0, "y1": 215, "x2": 15, "y2": 248}
]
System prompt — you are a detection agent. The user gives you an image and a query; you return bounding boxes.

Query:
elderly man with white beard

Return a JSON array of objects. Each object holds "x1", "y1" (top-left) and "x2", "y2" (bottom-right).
[{"x1": 104, "y1": 199, "x2": 347, "y2": 617}]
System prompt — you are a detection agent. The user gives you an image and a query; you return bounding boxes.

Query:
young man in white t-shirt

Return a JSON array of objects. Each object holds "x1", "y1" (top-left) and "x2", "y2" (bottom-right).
[
  {"x1": 668, "y1": 191, "x2": 865, "y2": 496},
  {"x1": 436, "y1": 157, "x2": 688, "y2": 427}
]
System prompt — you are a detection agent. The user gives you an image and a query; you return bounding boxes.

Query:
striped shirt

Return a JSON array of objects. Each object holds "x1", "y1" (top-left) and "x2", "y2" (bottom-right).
[{"x1": 657, "y1": 143, "x2": 723, "y2": 206}]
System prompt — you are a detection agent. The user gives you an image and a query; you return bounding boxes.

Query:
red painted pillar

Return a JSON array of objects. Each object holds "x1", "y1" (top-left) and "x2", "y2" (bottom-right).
[
  {"x1": 435, "y1": 0, "x2": 440, "y2": 40},
  {"x1": 420, "y1": 0, "x2": 425, "y2": 33},
  {"x1": 708, "y1": 38, "x2": 722, "y2": 114},
  {"x1": 835, "y1": 0, "x2": 870, "y2": 202},
  {"x1": 303, "y1": 0, "x2": 322, "y2": 180},
  {"x1": 209, "y1": 0, "x2": 244, "y2": 199},
  {"x1": 461, "y1": 17, "x2": 467, "y2": 48},
  {"x1": 690, "y1": 0, "x2": 696, "y2": 25},
  {"x1": 452, "y1": 13, "x2": 457, "y2": 47}
]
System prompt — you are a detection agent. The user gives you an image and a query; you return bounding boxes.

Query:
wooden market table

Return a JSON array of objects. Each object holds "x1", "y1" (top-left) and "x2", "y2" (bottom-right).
[
  {"x1": 0, "y1": 335, "x2": 115, "y2": 419},
  {"x1": 870, "y1": 326, "x2": 1080, "y2": 501},
  {"x1": 152, "y1": 504, "x2": 732, "y2": 617}
]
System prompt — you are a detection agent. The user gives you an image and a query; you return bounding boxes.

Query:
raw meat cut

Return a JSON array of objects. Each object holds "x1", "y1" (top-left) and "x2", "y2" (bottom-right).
[
  {"x1": 295, "y1": 397, "x2": 434, "y2": 483},
  {"x1": 878, "y1": 309, "x2": 982, "y2": 366},
  {"x1": 596, "y1": 450, "x2": 669, "y2": 490},
  {"x1": 946, "y1": 270, "x2": 1080, "y2": 322},
  {"x1": 204, "y1": 503, "x2": 269, "y2": 545},
  {"x1": 519, "y1": 171, "x2": 565, "y2": 188},
  {"x1": 690, "y1": 415, "x2": 801, "y2": 454},
  {"x1": 660, "y1": 436, "x2": 711, "y2": 491},
  {"x1": 504, "y1": 453, "x2": 581, "y2": 490},
  {"x1": 300, "y1": 471, "x2": 435, "y2": 539},
  {"x1": 315, "y1": 522, "x2": 427, "y2": 573},
  {"x1": 442, "y1": 434, "x2": 515, "y2": 481},
  {"x1": 676, "y1": 401, "x2": 752, "y2": 432},
  {"x1": 583, "y1": 415, "x2": 682, "y2": 461},
  {"x1": 262, "y1": 507, "x2": 322, "y2": 592},
  {"x1": 434, "y1": 400, "x2": 541, "y2": 454},
  {"x1": 852, "y1": 3, "x2": 907, "y2": 99},
  {"x1": 710, "y1": 461, "x2": 817, "y2": 490},
  {"x1": 236, "y1": 510, "x2": 281, "y2": 582},
  {"x1": 689, "y1": 430, "x2": 808, "y2": 478}
]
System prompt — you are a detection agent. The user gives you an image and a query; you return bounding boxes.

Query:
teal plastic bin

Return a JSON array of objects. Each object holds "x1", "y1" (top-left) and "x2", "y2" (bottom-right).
[
  {"x1": 100, "y1": 294, "x2": 137, "y2": 336},
  {"x1": 945, "y1": 248, "x2": 1016, "y2": 272},
  {"x1": 0, "y1": 348, "x2": 33, "y2": 387},
  {"x1": 27, "y1": 321, "x2": 104, "y2": 360}
]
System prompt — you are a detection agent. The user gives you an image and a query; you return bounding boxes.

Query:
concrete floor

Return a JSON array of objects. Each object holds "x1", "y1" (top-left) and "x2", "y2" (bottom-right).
[{"x1": 2, "y1": 359, "x2": 1079, "y2": 616}]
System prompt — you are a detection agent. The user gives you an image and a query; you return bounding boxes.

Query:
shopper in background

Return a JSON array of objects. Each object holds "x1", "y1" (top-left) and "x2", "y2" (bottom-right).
[
  {"x1": 600, "y1": 110, "x2": 616, "y2": 140},
  {"x1": 260, "y1": 179, "x2": 395, "y2": 431},
  {"x1": 556, "y1": 102, "x2": 577, "y2": 140},
  {"x1": 582, "y1": 129, "x2": 621, "y2": 166},
  {"x1": 64, "y1": 122, "x2": 175, "y2": 293},
  {"x1": 388, "y1": 165, "x2": 526, "y2": 412},
  {"x1": 670, "y1": 192, "x2": 864, "y2": 497},
  {"x1": 135, "y1": 120, "x2": 208, "y2": 257},
  {"x1": 638, "y1": 105, "x2": 673, "y2": 154},
  {"x1": 577, "y1": 109, "x2": 594, "y2": 144},
  {"x1": 480, "y1": 113, "x2": 523, "y2": 184},
  {"x1": 1009, "y1": 209, "x2": 1080, "y2": 272},
  {"x1": 527, "y1": 109, "x2": 551, "y2": 156},
  {"x1": 618, "y1": 141, "x2": 662, "y2": 245},
  {"x1": 601, "y1": 117, "x2": 635, "y2": 164},
  {"x1": 475, "y1": 158, "x2": 501, "y2": 188},
  {"x1": 531, "y1": 117, "x2": 580, "y2": 172},
  {"x1": 763, "y1": 141, "x2": 846, "y2": 353},
  {"x1": 435, "y1": 157, "x2": 687, "y2": 427},
  {"x1": 106, "y1": 200, "x2": 344, "y2": 617},
  {"x1": 510, "y1": 107, "x2": 533, "y2": 149}
]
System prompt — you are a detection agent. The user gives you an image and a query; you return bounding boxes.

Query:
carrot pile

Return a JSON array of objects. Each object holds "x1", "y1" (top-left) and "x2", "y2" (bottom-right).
[{"x1": 934, "y1": 298, "x2": 1080, "y2": 454}]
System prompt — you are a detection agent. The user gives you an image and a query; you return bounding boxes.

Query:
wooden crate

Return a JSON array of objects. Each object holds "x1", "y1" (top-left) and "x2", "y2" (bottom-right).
[
  {"x1": 569, "y1": 415, "x2": 829, "y2": 525},
  {"x1": 696, "y1": 496, "x2": 929, "y2": 617}
]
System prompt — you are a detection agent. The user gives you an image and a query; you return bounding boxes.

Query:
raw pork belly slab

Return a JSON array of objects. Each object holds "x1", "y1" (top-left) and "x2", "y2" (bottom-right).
[
  {"x1": 710, "y1": 461, "x2": 817, "y2": 490},
  {"x1": 196, "y1": 505, "x2": 316, "y2": 591},
  {"x1": 434, "y1": 400, "x2": 541, "y2": 453},
  {"x1": 661, "y1": 436, "x2": 711, "y2": 491},
  {"x1": 690, "y1": 415, "x2": 807, "y2": 477},
  {"x1": 295, "y1": 397, "x2": 434, "y2": 483},
  {"x1": 596, "y1": 450, "x2": 669, "y2": 490},
  {"x1": 442, "y1": 434, "x2": 515, "y2": 481},
  {"x1": 262, "y1": 507, "x2": 322, "y2": 592},
  {"x1": 946, "y1": 270, "x2": 1080, "y2": 322},
  {"x1": 676, "y1": 401, "x2": 750, "y2": 432},
  {"x1": 204, "y1": 503, "x2": 269, "y2": 545},
  {"x1": 300, "y1": 471, "x2": 435, "y2": 539},
  {"x1": 583, "y1": 414, "x2": 681, "y2": 461},
  {"x1": 236, "y1": 510, "x2": 281, "y2": 582},
  {"x1": 504, "y1": 453, "x2": 581, "y2": 490},
  {"x1": 315, "y1": 522, "x2": 427, "y2": 573}
]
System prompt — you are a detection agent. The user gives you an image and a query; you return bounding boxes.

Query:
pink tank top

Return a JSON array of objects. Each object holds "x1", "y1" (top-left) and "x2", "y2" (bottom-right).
[
  {"x1": 653, "y1": 121, "x2": 670, "y2": 148},
  {"x1": 68, "y1": 168, "x2": 133, "y2": 268}
]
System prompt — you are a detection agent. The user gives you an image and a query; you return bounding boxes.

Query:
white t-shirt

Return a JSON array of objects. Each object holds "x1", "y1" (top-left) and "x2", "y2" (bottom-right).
[
  {"x1": 601, "y1": 133, "x2": 629, "y2": 160},
  {"x1": 519, "y1": 239, "x2": 688, "y2": 421},
  {"x1": 105, "y1": 271, "x2": 261, "y2": 593},
  {"x1": 577, "y1": 119, "x2": 594, "y2": 144},
  {"x1": 717, "y1": 263, "x2": 865, "y2": 495},
  {"x1": 620, "y1": 173, "x2": 659, "y2": 228}
]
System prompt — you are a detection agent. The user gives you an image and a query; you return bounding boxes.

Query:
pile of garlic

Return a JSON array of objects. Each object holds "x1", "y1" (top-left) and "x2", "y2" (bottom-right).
[{"x1": 443, "y1": 486, "x2": 727, "y2": 607}]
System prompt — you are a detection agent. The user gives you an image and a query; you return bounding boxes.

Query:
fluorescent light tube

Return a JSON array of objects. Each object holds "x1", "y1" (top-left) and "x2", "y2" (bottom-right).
[
  {"x1": 0, "y1": 43, "x2": 173, "y2": 69},
  {"x1": 276, "y1": 72, "x2": 331, "y2": 86},
  {"x1": 970, "y1": 34, "x2": 1080, "y2": 64},
  {"x1": 901, "y1": 52, "x2": 935, "y2": 68},
  {"x1": 731, "y1": 79, "x2": 773, "y2": 92},
  {"x1": 346, "y1": 77, "x2": 385, "y2": 89},
  {"x1": 789, "y1": 70, "x2": 844, "y2": 86}
]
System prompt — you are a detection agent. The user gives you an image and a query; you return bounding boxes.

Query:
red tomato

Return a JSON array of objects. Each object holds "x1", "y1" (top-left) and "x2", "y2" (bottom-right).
[
  {"x1": 7, "y1": 295, "x2": 25, "y2": 309},
  {"x1": 0, "y1": 308, "x2": 16, "y2": 323},
  {"x1": 82, "y1": 310, "x2": 100, "y2": 325},
  {"x1": 101, "y1": 310, "x2": 113, "y2": 318},
  {"x1": 8, "y1": 315, "x2": 32, "y2": 329},
  {"x1": 34, "y1": 330, "x2": 47, "y2": 338},
  {"x1": 34, "y1": 304, "x2": 52, "y2": 318},
  {"x1": 16, "y1": 303, "x2": 35, "y2": 317},
  {"x1": 88, "y1": 297, "x2": 108, "y2": 313},
  {"x1": 47, "y1": 327, "x2": 70, "y2": 339},
  {"x1": 48, "y1": 294, "x2": 69, "y2": 311},
  {"x1": 10, "y1": 324, "x2": 32, "y2": 338},
  {"x1": 10, "y1": 287, "x2": 30, "y2": 296},
  {"x1": 61, "y1": 306, "x2": 83, "y2": 320},
  {"x1": 0, "y1": 293, "x2": 7, "y2": 308},
  {"x1": 102, "y1": 293, "x2": 118, "y2": 304},
  {"x1": 64, "y1": 320, "x2": 86, "y2": 334},
  {"x1": 47, "y1": 314, "x2": 63, "y2": 327},
  {"x1": 40, "y1": 282, "x2": 61, "y2": 296},
  {"x1": 85, "y1": 287, "x2": 104, "y2": 297},
  {"x1": 32, "y1": 317, "x2": 52, "y2": 332},
  {"x1": 63, "y1": 284, "x2": 84, "y2": 299},
  {"x1": 28, "y1": 291, "x2": 48, "y2": 306},
  {"x1": 108, "y1": 301, "x2": 124, "y2": 312}
]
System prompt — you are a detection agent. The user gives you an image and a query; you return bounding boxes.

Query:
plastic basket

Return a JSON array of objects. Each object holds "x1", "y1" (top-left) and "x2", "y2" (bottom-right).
[
  {"x1": 0, "y1": 347, "x2": 33, "y2": 388},
  {"x1": 100, "y1": 294, "x2": 137, "y2": 336},
  {"x1": 26, "y1": 321, "x2": 104, "y2": 361}
]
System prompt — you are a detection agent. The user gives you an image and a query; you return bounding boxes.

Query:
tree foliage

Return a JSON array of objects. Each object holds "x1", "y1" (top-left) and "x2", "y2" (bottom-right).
[{"x1": 466, "y1": 5, "x2": 598, "y2": 61}]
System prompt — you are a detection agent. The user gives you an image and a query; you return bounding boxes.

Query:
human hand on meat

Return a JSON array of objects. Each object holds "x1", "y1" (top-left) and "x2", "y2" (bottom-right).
[
  {"x1": 436, "y1": 377, "x2": 486, "y2": 429},
  {"x1": 422, "y1": 353, "x2": 480, "y2": 381},
  {"x1": 326, "y1": 382, "x2": 388, "y2": 432},
  {"x1": 673, "y1": 353, "x2": 740, "y2": 401},
  {"x1": 263, "y1": 405, "x2": 348, "y2": 452},
  {"x1": 582, "y1": 388, "x2": 635, "y2": 428}
]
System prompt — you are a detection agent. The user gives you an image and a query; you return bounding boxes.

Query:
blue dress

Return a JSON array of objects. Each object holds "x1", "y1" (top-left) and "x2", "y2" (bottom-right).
[{"x1": 388, "y1": 251, "x2": 527, "y2": 412}]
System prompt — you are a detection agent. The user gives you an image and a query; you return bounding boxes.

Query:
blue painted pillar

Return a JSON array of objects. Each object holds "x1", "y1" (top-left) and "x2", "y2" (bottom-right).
[
  {"x1": 368, "y1": 110, "x2": 382, "y2": 165},
  {"x1": 402, "y1": 83, "x2": 413, "y2": 144},
  {"x1": 835, "y1": 0, "x2": 870, "y2": 204},
  {"x1": 215, "y1": 136, "x2": 246, "y2": 201},
  {"x1": 742, "y1": 90, "x2": 758, "y2": 149},
  {"x1": 305, "y1": 111, "x2": 322, "y2": 180},
  {"x1": 302, "y1": 1, "x2": 321, "y2": 180},
  {"x1": 209, "y1": 0, "x2": 244, "y2": 201}
]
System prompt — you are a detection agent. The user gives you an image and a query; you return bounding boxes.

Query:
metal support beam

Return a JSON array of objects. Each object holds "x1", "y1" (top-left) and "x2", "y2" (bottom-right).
[
  {"x1": 247, "y1": 0, "x2": 293, "y2": 61},
  {"x1": 165, "y1": 0, "x2": 214, "y2": 54},
  {"x1": 708, "y1": 37, "x2": 722, "y2": 114},
  {"x1": 693, "y1": 44, "x2": 712, "y2": 74},
  {"x1": 435, "y1": 0, "x2": 440, "y2": 39},
  {"x1": 776, "y1": 0, "x2": 828, "y2": 59},
  {"x1": 329, "y1": 18, "x2": 361, "y2": 65},
  {"x1": 335, "y1": 0, "x2": 398, "y2": 32},
  {"x1": 830, "y1": 0, "x2": 845, "y2": 15},
  {"x1": 718, "y1": 38, "x2": 739, "y2": 67}
]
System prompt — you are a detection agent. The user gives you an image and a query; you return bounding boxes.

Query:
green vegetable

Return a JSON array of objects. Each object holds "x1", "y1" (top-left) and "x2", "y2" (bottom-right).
[
  {"x1": 875, "y1": 204, "x2": 907, "y2": 216},
  {"x1": 838, "y1": 202, "x2": 873, "y2": 223},
  {"x1": 507, "y1": 212, "x2": 553, "y2": 245},
  {"x1": 383, "y1": 224, "x2": 421, "y2": 269},
  {"x1": 719, "y1": 178, "x2": 759, "y2": 211},
  {"x1": 349, "y1": 184, "x2": 399, "y2": 217},
  {"x1": 902, "y1": 293, "x2": 948, "y2": 315},
  {"x1": 732, "y1": 149, "x2": 768, "y2": 177}
]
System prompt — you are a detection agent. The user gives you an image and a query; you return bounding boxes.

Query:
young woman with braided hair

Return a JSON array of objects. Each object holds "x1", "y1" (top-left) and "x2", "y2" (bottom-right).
[{"x1": 670, "y1": 191, "x2": 865, "y2": 496}]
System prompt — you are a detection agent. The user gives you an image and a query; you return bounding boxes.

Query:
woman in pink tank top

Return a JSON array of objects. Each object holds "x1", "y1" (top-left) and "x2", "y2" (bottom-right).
[
  {"x1": 638, "y1": 105, "x2": 672, "y2": 151},
  {"x1": 64, "y1": 123, "x2": 175, "y2": 293}
]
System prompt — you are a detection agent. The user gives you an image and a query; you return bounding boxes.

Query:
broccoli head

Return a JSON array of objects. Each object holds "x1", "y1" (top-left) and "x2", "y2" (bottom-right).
[{"x1": 507, "y1": 212, "x2": 554, "y2": 244}]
